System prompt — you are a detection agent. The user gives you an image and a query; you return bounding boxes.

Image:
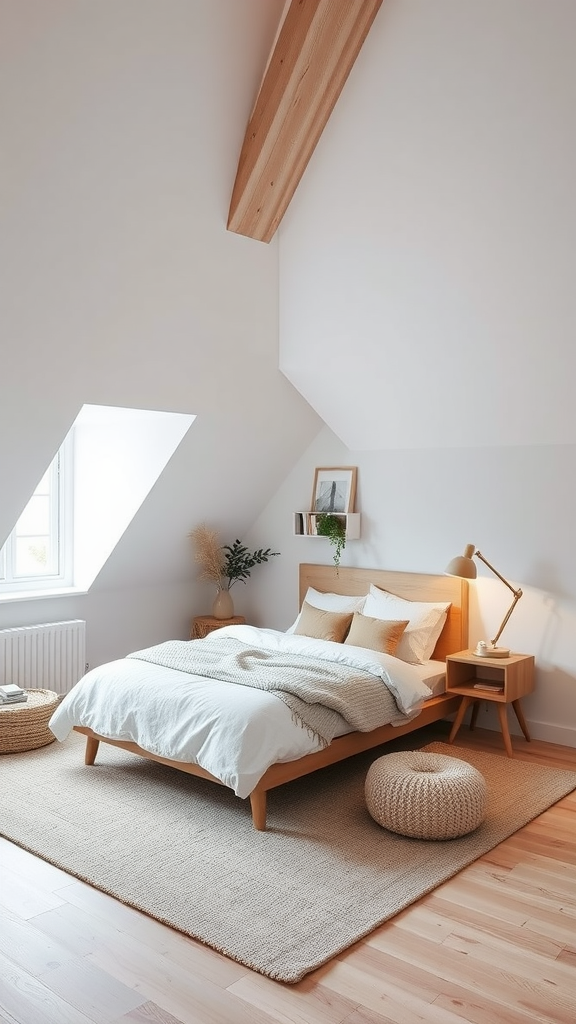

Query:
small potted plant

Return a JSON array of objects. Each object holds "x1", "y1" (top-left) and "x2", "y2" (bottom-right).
[
  {"x1": 316, "y1": 513, "x2": 347, "y2": 571},
  {"x1": 190, "y1": 525, "x2": 279, "y2": 618}
]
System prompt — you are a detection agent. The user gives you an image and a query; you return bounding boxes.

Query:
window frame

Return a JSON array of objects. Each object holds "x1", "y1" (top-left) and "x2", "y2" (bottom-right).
[{"x1": 0, "y1": 434, "x2": 74, "y2": 594}]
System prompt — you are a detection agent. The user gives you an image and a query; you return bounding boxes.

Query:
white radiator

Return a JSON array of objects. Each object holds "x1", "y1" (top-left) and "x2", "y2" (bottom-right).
[{"x1": 0, "y1": 620, "x2": 86, "y2": 695}]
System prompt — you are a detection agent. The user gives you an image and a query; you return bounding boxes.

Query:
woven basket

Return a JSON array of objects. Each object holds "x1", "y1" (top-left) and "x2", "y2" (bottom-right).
[
  {"x1": 0, "y1": 689, "x2": 60, "y2": 754},
  {"x1": 365, "y1": 750, "x2": 488, "y2": 840}
]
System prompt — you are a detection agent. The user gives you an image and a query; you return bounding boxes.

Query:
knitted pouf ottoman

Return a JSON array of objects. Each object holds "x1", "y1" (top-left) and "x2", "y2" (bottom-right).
[{"x1": 365, "y1": 750, "x2": 488, "y2": 840}]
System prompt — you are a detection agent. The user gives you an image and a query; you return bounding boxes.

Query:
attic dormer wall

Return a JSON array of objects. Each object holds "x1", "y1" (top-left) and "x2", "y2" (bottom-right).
[
  {"x1": 0, "y1": 0, "x2": 320, "y2": 655},
  {"x1": 279, "y1": 0, "x2": 576, "y2": 451},
  {"x1": 260, "y1": 0, "x2": 576, "y2": 748}
]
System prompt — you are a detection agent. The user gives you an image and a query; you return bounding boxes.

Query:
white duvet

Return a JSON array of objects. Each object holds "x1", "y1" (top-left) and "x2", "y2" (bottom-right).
[{"x1": 49, "y1": 625, "x2": 433, "y2": 799}]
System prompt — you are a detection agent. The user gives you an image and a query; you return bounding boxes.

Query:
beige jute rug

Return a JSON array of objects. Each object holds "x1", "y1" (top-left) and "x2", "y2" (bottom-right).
[{"x1": 1, "y1": 732, "x2": 575, "y2": 983}]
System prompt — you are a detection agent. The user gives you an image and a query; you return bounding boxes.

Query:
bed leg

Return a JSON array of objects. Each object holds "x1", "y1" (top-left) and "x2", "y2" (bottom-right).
[
  {"x1": 249, "y1": 789, "x2": 267, "y2": 831},
  {"x1": 85, "y1": 735, "x2": 100, "y2": 765}
]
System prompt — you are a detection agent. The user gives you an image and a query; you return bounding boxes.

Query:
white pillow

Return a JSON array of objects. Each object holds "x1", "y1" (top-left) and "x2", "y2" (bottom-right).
[
  {"x1": 286, "y1": 586, "x2": 366, "y2": 634},
  {"x1": 363, "y1": 584, "x2": 450, "y2": 664}
]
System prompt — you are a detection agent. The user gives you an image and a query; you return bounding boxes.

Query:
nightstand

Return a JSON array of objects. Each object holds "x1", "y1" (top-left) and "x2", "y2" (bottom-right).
[
  {"x1": 446, "y1": 650, "x2": 534, "y2": 757},
  {"x1": 190, "y1": 615, "x2": 246, "y2": 640}
]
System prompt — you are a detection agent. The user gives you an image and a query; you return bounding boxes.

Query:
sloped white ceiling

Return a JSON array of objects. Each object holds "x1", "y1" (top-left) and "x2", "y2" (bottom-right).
[
  {"x1": 279, "y1": 0, "x2": 576, "y2": 450},
  {"x1": 0, "y1": 0, "x2": 321, "y2": 588}
]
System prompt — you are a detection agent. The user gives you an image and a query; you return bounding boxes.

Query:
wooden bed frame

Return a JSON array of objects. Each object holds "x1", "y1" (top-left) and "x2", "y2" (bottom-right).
[{"x1": 75, "y1": 563, "x2": 468, "y2": 830}]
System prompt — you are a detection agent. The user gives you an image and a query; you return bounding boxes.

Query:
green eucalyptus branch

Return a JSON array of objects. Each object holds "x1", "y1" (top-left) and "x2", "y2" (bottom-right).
[{"x1": 221, "y1": 539, "x2": 280, "y2": 588}]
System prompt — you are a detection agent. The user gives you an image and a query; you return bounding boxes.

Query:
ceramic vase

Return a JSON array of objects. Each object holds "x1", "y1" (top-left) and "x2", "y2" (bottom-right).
[{"x1": 212, "y1": 586, "x2": 234, "y2": 620}]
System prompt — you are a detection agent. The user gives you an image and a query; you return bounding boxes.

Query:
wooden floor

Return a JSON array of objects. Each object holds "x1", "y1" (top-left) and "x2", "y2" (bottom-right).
[{"x1": 1, "y1": 722, "x2": 575, "y2": 1024}]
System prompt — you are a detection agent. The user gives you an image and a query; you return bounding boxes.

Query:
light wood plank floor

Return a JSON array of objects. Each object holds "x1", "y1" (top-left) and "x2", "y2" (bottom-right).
[{"x1": 1, "y1": 722, "x2": 575, "y2": 1024}]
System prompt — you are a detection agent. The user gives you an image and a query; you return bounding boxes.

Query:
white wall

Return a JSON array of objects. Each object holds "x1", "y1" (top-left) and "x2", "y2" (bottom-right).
[
  {"x1": 279, "y1": 0, "x2": 576, "y2": 451},
  {"x1": 73, "y1": 405, "x2": 195, "y2": 591},
  {"x1": 246, "y1": 427, "x2": 576, "y2": 748},
  {"x1": 0, "y1": 1, "x2": 321, "y2": 660},
  {"x1": 249, "y1": 0, "x2": 576, "y2": 750}
]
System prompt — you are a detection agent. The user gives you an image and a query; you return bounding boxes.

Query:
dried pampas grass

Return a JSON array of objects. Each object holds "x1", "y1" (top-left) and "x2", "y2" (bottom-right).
[{"x1": 189, "y1": 524, "x2": 224, "y2": 585}]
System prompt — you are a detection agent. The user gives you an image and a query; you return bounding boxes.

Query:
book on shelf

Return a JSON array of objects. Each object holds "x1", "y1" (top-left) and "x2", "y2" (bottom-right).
[{"x1": 472, "y1": 682, "x2": 504, "y2": 692}]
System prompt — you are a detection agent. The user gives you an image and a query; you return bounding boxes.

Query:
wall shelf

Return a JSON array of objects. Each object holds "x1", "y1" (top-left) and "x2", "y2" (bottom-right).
[{"x1": 292, "y1": 512, "x2": 361, "y2": 540}]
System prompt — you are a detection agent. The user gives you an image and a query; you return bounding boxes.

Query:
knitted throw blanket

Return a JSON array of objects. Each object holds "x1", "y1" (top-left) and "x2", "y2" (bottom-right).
[{"x1": 128, "y1": 636, "x2": 400, "y2": 747}]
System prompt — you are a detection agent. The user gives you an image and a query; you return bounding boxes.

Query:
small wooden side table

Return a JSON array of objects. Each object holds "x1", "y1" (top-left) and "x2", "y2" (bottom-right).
[
  {"x1": 190, "y1": 615, "x2": 246, "y2": 640},
  {"x1": 446, "y1": 650, "x2": 534, "y2": 758}
]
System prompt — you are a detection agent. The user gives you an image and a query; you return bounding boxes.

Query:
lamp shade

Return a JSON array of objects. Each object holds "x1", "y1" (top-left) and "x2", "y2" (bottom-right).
[{"x1": 445, "y1": 544, "x2": 477, "y2": 579}]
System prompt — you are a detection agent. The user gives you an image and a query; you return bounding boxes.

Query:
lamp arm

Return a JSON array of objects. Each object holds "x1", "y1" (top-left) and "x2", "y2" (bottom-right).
[
  {"x1": 475, "y1": 550, "x2": 522, "y2": 597},
  {"x1": 474, "y1": 550, "x2": 523, "y2": 648},
  {"x1": 490, "y1": 591, "x2": 523, "y2": 647}
]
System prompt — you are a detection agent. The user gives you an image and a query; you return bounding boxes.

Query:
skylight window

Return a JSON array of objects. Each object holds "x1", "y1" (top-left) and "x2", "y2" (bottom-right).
[{"x1": 0, "y1": 404, "x2": 194, "y2": 601}]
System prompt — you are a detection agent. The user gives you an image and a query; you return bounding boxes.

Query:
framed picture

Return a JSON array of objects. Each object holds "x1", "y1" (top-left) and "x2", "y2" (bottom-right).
[{"x1": 311, "y1": 467, "x2": 357, "y2": 514}]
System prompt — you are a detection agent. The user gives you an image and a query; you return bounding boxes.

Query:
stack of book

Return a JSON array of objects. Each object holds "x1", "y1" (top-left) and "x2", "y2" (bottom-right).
[
  {"x1": 0, "y1": 683, "x2": 28, "y2": 705},
  {"x1": 300, "y1": 514, "x2": 319, "y2": 535}
]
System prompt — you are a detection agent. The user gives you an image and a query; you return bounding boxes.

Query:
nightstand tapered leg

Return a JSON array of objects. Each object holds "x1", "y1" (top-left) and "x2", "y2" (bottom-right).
[
  {"x1": 469, "y1": 701, "x2": 480, "y2": 731},
  {"x1": 449, "y1": 696, "x2": 475, "y2": 744},
  {"x1": 496, "y1": 703, "x2": 514, "y2": 757},
  {"x1": 512, "y1": 699, "x2": 531, "y2": 742}
]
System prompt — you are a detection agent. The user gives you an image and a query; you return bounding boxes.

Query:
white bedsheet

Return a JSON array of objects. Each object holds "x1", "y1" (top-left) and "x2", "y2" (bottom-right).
[
  {"x1": 411, "y1": 659, "x2": 446, "y2": 697},
  {"x1": 49, "y1": 625, "x2": 433, "y2": 799}
]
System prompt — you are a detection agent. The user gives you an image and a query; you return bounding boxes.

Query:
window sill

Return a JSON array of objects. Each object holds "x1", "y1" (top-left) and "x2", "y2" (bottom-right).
[{"x1": 0, "y1": 587, "x2": 88, "y2": 604}]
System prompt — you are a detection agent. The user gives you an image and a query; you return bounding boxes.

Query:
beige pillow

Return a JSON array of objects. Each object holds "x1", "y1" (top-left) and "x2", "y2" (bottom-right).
[
  {"x1": 293, "y1": 601, "x2": 353, "y2": 643},
  {"x1": 344, "y1": 612, "x2": 409, "y2": 656}
]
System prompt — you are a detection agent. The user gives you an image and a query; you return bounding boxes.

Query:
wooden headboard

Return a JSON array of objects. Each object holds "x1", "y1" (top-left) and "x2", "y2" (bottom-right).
[{"x1": 298, "y1": 563, "x2": 468, "y2": 661}]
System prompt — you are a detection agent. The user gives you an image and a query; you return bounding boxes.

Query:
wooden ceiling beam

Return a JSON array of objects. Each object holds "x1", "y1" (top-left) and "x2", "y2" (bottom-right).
[{"x1": 227, "y1": 0, "x2": 383, "y2": 243}]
